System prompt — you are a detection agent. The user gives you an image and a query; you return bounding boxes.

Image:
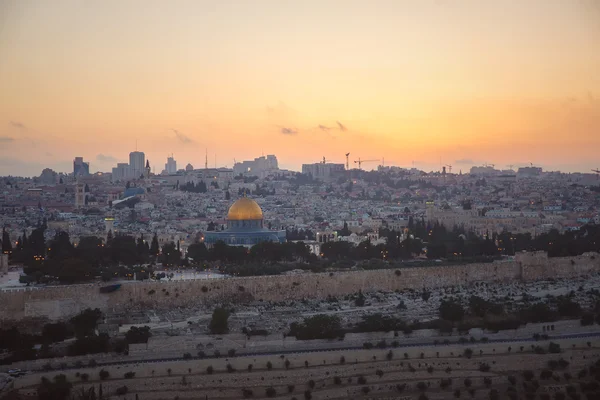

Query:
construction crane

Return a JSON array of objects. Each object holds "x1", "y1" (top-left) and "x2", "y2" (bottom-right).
[
  {"x1": 445, "y1": 165, "x2": 452, "y2": 174},
  {"x1": 354, "y1": 158, "x2": 379, "y2": 170},
  {"x1": 592, "y1": 169, "x2": 600, "y2": 179},
  {"x1": 345, "y1": 153, "x2": 350, "y2": 170},
  {"x1": 507, "y1": 164, "x2": 514, "y2": 171}
]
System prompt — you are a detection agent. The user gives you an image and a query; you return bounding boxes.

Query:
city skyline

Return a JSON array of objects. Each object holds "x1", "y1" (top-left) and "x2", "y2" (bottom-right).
[{"x1": 1, "y1": 0, "x2": 600, "y2": 176}]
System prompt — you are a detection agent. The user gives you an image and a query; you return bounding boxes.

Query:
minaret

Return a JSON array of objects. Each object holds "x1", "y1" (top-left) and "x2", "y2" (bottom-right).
[{"x1": 145, "y1": 160, "x2": 151, "y2": 179}]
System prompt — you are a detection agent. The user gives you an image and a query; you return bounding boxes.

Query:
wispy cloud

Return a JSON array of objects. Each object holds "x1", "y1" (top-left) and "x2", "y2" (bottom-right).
[
  {"x1": 336, "y1": 121, "x2": 348, "y2": 131},
  {"x1": 280, "y1": 127, "x2": 298, "y2": 135},
  {"x1": 172, "y1": 129, "x2": 195, "y2": 144},
  {"x1": 455, "y1": 158, "x2": 475, "y2": 165},
  {"x1": 9, "y1": 121, "x2": 26, "y2": 130},
  {"x1": 96, "y1": 154, "x2": 118, "y2": 163},
  {"x1": 318, "y1": 125, "x2": 331, "y2": 132},
  {"x1": 0, "y1": 136, "x2": 14, "y2": 143}
]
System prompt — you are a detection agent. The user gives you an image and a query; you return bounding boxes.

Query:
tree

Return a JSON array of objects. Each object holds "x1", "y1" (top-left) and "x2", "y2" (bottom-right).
[
  {"x1": 209, "y1": 307, "x2": 230, "y2": 334},
  {"x1": 125, "y1": 326, "x2": 151, "y2": 344},
  {"x1": 2, "y1": 228, "x2": 12, "y2": 255},
  {"x1": 160, "y1": 242, "x2": 180, "y2": 266},
  {"x1": 187, "y1": 242, "x2": 208, "y2": 261},
  {"x1": 38, "y1": 374, "x2": 72, "y2": 400},
  {"x1": 70, "y1": 308, "x2": 103, "y2": 338},
  {"x1": 150, "y1": 233, "x2": 160, "y2": 257},
  {"x1": 439, "y1": 298, "x2": 465, "y2": 322},
  {"x1": 288, "y1": 315, "x2": 343, "y2": 340}
]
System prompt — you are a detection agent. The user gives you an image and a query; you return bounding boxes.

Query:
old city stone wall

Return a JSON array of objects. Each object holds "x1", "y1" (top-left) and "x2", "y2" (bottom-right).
[{"x1": 0, "y1": 252, "x2": 598, "y2": 321}]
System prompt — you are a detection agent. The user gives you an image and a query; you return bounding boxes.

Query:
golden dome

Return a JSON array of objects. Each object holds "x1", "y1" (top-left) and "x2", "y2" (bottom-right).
[{"x1": 227, "y1": 197, "x2": 263, "y2": 220}]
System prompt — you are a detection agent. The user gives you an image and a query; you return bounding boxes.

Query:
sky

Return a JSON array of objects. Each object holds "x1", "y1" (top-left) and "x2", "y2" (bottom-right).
[{"x1": 0, "y1": 0, "x2": 599, "y2": 177}]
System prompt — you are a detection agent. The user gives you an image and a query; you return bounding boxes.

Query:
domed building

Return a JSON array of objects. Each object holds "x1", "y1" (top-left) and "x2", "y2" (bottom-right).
[{"x1": 203, "y1": 197, "x2": 286, "y2": 247}]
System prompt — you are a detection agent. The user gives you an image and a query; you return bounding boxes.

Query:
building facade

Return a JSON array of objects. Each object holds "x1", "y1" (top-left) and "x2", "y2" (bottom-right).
[
  {"x1": 73, "y1": 157, "x2": 90, "y2": 177},
  {"x1": 203, "y1": 197, "x2": 286, "y2": 247}
]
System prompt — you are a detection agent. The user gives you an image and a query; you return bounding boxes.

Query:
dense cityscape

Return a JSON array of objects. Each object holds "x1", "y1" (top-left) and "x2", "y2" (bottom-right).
[{"x1": 1, "y1": 153, "x2": 600, "y2": 400}]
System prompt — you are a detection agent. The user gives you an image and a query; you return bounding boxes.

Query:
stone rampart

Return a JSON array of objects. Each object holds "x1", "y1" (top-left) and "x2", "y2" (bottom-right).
[{"x1": 1, "y1": 252, "x2": 598, "y2": 321}]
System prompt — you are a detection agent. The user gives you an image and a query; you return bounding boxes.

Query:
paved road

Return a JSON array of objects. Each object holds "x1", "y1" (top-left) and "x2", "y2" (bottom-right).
[{"x1": 32, "y1": 330, "x2": 600, "y2": 372}]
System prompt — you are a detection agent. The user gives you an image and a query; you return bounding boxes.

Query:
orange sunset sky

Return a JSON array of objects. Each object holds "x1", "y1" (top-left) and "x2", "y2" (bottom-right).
[{"x1": 0, "y1": 0, "x2": 599, "y2": 176}]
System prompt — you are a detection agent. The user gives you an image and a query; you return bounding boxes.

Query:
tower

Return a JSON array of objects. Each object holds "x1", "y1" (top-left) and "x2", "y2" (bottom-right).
[
  {"x1": 75, "y1": 183, "x2": 85, "y2": 208},
  {"x1": 145, "y1": 160, "x2": 151, "y2": 179},
  {"x1": 425, "y1": 201, "x2": 435, "y2": 222}
]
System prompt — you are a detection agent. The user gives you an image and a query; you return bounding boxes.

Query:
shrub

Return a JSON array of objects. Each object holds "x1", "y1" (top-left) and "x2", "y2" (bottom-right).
[
  {"x1": 334, "y1": 376, "x2": 342, "y2": 385},
  {"x1": 99, "y1": 369, "x2": 109, "y2": 380},
  {"x1": 357, "y1": 376, "x2": 367, "y2": 385},
  {"x1": 523, "y1": 370, "x2": 534, "y2": 381},
  {"x1": 308, "y1": 379, "x2": 316, "y2": 389},
  {"x1": 362, "y1": 386, "x2": 370, "y2": 394},
  {"x1": 287, "y1": 384, "x2": 295, "y2": 393},
  {"x1": 242, "y1": 388, "x2": 253, "y2": 398},
  {"x1": 88, "y1": 359, "x2": 97, "y2": 367},
  {"x1": 304, "y1": 390, "x2": 312, "y2": 400},
  {"x1": 183, "y1": 352, "x2": 192, "y2": 359},
  {"x1": 479, "y1": 363, "x2": 490, "y2": 372},
  {"x1": 80, "y1": 373, "x2": 89, "y2": 382},
  {"x1": 376, "y1": 369, "x2": 384, "y2": 378},
  {"x1": 339, "y1": 356, "x2": 346, "y2": 364},
  {"x1": 285, "y1": 359, "x2": 291, "y2": 369},
  {"x1": 247, "y1": 364, "x2": 253, "y2": 372},
  {"x1": 463, "y1": 378, "x2": 472, "y2": 387},
  {"x1": 386, "y1": 350, "x2": 393, "y2": 360},
  {"x1": 228, "y1": 349, "x2": 236, "y2": 357},
  {"x1": 417, "y1": 381, "x2": 427, "y2": 391},
  {"x1": 265, "y1": 387, "x2": 276, "y2": 398},
  {"x1": 123, "y1": 371, "x2": 135, "y2": 379},
  {"x1": 206, "y1": 366, "x2": 213, "y2": 374},
  {"x1": 548, "y1": 342, "x2": 561, "y2": 353},
  {"x1": 266, "y1": 361, "x2": 273, "y2": 370},
  {"x1": 115, "y1": 386, "x2": 128, "y2": 395},
  {"x1": 226, "y1": 363, "x2": 235, "y2": 373}
]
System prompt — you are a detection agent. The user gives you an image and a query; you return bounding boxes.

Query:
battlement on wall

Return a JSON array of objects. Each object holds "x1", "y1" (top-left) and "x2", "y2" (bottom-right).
[{"x1": 0, "y1": 252, "x2": 598, "y2": 321}]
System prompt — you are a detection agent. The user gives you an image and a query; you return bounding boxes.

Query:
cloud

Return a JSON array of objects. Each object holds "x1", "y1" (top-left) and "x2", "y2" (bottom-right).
[
  {"x1": 336, "y1": 121, "x2": 348, "y2": 131},
  {"x1": 96, "y1": 154, "x2": 118, "y2": 163},
  {"x1": 318, "y1": 125, "x2": 331, "y2": 132},
  {"x1": 172, "y1": 129, "x2": 195, "y2": 144},
  {"x1": 0, "y1": 136, "x2": 14, "y2": 143},
  {"x1": 455, "y1": 158, "x2": 475, "y2": 165},
  {"x1": 9, "y1": 121, "x2": 26, "y2": 130},
  {"x1": 280, "y1": 127, "x2": 298, "y2": 135}
]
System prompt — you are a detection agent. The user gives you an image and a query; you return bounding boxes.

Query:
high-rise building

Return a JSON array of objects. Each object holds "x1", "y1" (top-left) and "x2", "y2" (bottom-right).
[
  {"x1": 301, "y1": 162, "x2": 345, "y2": 181},
  {"x1": 233, "y1": 155, "x2": 279, "y2": 177},
  {"x1": 73, "y1": 157, "x2": 90, "y2": 177},
  {"x1": 165, "y1": 156, "x2": 177, "y2": 175},
  {"x1": 129, "y1": 151, "x2": 145, "y2": 179}
]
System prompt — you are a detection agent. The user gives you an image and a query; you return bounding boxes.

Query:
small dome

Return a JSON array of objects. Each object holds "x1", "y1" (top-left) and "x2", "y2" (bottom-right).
[{"x1": 227, "y1": 197, "x2": 263, "y2": 221}]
